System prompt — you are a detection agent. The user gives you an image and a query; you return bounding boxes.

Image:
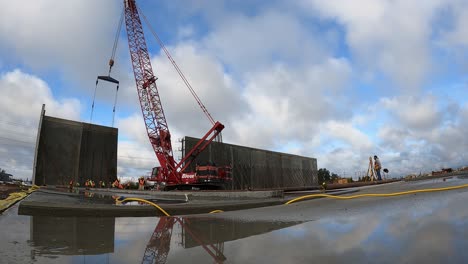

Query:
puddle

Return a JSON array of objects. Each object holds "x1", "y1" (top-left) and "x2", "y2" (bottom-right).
[{"x1": 1, "y1": 180, "x2": 468, "y2": 263}]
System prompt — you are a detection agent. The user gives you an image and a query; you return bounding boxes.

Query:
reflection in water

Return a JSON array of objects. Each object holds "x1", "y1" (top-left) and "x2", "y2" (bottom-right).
[
  {"x1": 21, "y1": 211, "x2": 302, "y2": 264},
  {"x1": 141, "y1": 216, "x2": 302, "y2": 264},
  {"x1": 30, "y1": 216, "x2": 115, "y2": 256}
]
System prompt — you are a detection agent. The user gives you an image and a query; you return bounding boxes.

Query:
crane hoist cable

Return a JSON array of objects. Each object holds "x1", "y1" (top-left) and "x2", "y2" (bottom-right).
[{"x1": 90, "y1": 7, "x2": 124, "y2": 127}]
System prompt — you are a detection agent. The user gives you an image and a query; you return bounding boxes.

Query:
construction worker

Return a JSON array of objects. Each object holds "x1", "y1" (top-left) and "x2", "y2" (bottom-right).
[
  {"x1": 69, "y1": 179, "x2": 74, "y2": 191},
  {"x1": 320, "y1": 181, "x2": 327, "y2": 192},
  {"x1": 100, "y1": 181, "x2": 106, "y2": 188},
  {"x1": 374, "y1": 155, "x2": 382, "y2": 181},
  {"x1": 138, "y1": 177, "x2": 145, "y2": 190},
  {"x1": 90, "y1": 180, "x2": 95, "y2": 188},
  {"x1": 113, "y1": 179, "x2": 124, "y2": 189}
]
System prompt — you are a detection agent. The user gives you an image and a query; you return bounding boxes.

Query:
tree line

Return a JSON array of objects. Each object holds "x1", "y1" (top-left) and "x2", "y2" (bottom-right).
[{"x1": 318, "y1": 168, "x2": 371, "y2": 184}]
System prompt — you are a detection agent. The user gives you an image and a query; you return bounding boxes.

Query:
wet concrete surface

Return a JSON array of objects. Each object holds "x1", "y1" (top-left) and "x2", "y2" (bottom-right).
[
  {"x1": 1, "y1": 177, "x2": 468, "y2": 263},
  {"x1": 17, "y1": 187, "x2": 357, "y2": 217}
]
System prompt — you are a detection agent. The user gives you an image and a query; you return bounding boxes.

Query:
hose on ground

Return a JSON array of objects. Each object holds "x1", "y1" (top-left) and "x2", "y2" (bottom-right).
[
  {"x1": 285, "y1": 183, "x2": 468, "y2": 205},
  {"x1": 113, "y1": 183, "x2": 468, "y2": 215},
  {"x1": 115, "y1": 197, "x2": 171, "y2": 216},
  {"x1": 114, "y1": 197, "x2": 225, "y2": 216}
]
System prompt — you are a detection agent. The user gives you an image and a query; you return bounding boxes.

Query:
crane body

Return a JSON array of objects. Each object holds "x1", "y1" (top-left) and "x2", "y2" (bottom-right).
[{"x1": 123, "y1": 0, "x2": 231, "y2": 190}]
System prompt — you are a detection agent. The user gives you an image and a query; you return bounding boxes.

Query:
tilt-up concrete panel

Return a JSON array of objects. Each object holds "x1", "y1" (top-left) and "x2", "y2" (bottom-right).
[
  {"x1": 182, "y1": 136, "x2": 317, "y2": 190},
  {"x1": 33, "y1": 112, "x2": 117, "y2": 186}
]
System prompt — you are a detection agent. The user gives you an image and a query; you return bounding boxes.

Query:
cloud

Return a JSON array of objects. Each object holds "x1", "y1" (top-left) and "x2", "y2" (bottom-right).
[
  {"x1": 440, "y1": 1, "x2": 468, "y2": 47},
  {"x1": 324, "y1": 121, "x2": 373, "y2": 150},
  {"x1": 381, "y1": 95, "x2": 443, "y2": 131},
  {"x1": 204, "y1": 10, "x2": 330, "y2": 72},
  {"x1": 232, "y1": 58, "x2": 352, "y2": 149},
  {"x1": 0, "y1": 0, "x2": 120, "y2": 85},
  {"x1": 150, "y1": 43, "x2": 248, "y2": 139},
  {"x1": 375, "y1": 99, "x2": 468, "y2": 174},
  {"x1": 298, "y1": 0, "x2": 448, "y2": 91},
  {"x1": 0, "y1": 69, "x2": 81, "y2": 179}
]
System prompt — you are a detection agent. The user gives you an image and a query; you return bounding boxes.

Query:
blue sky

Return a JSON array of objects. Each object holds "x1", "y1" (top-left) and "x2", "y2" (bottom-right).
[{"x1": 0, "y1": 0, "x2": 468, "y2": 179}]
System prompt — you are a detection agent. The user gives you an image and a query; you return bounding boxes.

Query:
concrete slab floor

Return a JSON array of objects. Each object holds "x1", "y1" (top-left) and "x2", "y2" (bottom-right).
[{"x1": 1, "y1": 177, "x2": 467, "y2": 263}]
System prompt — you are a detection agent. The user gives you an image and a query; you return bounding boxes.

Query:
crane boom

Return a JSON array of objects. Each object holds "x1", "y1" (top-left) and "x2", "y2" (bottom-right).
[{"x1": 124, "y1": 0, "x2": 176, "y2": 182}]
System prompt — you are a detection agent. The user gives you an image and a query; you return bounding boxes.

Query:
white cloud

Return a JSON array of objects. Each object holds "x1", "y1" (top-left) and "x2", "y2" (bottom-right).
[
  {"x1": 0, "y1": 69, "x2": 81, "y2": 179},
  {"x1": 232, "y1": 58, "x2": 352, "y2": 149},
  {"x1": 204, "y1": 10, "x2": 330, "y2": 72},
  {"x1": 0, "y1": 0, "x2": 120, "y2": 83},
  {"x1": 375, "y1": 99, "x2": 468, "y2": 175},
  {"x1": 377, "y1": 126, "x2": 410, "y2": 150},
  {"x1": 150, "y1": 43, "x2": 248, "y2": 139},
  {"x1": 299, "y1": 0, "x2": 447, "y2": 91},
  {"x1": 381, "y1": 95, "x2": 442, "y2": 131},
  {"x1": 0, "y1": 69, "x2": 81, "y2": 124},
  {"x1": 324, "y1": 121, "x2": 373, "y2": 150}
]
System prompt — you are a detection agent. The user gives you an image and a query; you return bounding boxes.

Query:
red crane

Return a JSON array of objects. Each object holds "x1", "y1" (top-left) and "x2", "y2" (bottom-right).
[
  {"x1": 122, "y1": 0, "x2": 231, "y2": 190},
  {"x1": 141, "y1": 217, "x2": 226, "y2": 264}
]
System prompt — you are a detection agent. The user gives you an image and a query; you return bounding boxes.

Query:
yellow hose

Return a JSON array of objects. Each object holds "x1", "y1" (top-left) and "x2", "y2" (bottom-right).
[
  {"x1": 285, "y1": 183, "x2": 468, "y2": 205},
  {"x1": 115, "y1": 197, "x2": 171, "y2": 216},
  {"x1": 209, "y1": 209, "x2": 224, "y2": 214},
  {"x1": 114, "y1": 197, "x2": 225, "y2": 216}
]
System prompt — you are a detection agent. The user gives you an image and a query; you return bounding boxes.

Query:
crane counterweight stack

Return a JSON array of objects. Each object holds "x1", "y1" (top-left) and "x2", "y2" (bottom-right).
[{"x1": 122, "y1": 0, "x2": 231, "y2": 190}]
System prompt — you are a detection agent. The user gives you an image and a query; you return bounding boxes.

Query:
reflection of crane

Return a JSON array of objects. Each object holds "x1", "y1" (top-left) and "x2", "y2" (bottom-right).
[
  {"x1": 120, "y1": 0, "x2": 231, "y2": 190},
  {"x1": 142, "y1": 217, "x2": 226, "y2": 264}
]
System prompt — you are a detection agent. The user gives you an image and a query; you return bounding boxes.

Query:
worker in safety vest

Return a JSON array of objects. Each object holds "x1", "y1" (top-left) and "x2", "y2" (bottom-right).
[
  {"x1": 90, "y1": 180, "x2": 95, "y2": 188},
  {"x1": 100, "y1": 181, "x2": 106, "y2": 188},
  {"x1": 138, "y1": 177, "x2": 145, "y2": 190}
]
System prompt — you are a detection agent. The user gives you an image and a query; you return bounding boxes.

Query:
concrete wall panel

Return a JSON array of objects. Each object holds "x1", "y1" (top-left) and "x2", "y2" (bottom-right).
[
  {"x1": 34, "y1": 115, "x2": 117, "y2": 186},
  {"x1": 182, "y1": 137, "x2": 317, "y2": 190}
]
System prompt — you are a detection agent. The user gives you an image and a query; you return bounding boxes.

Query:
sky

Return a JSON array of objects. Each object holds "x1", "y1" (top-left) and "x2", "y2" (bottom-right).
[{"x1": 0, "y1": 0, "x2": 467, "y2": 180}]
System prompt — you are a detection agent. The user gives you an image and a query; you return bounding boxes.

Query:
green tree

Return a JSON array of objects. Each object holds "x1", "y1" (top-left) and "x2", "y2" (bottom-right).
[
  {"x1": 318, "y1": 168, "x2": 331, "y2": 183},
  {"x1": 331, "y1": 173, "x2": 339, "y2": 182}
]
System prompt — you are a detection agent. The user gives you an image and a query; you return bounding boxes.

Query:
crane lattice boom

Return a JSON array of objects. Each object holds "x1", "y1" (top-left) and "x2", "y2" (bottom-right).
[{"x1": 124, "y1": 0, "x2": 175, "y2": 182}]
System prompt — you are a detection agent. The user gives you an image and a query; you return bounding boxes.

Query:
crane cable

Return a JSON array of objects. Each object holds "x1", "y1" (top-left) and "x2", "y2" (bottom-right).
[
  {"x1": 137, "y1": 6, "x2": 216, "y2": 126},
  {"x1": 109, "y1": 7, "x2": 124, "y2": 127},
  {"x1": 90, "y1": 7, "x2": 124, "y2": 125},
  {"x1": 113, "y1": 183, "x2": 468, "y2": 216},
  {"x1": 109, "y1": 7, "x2": 125, "y2": 76}
]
